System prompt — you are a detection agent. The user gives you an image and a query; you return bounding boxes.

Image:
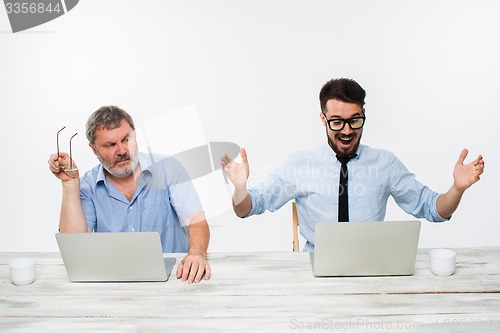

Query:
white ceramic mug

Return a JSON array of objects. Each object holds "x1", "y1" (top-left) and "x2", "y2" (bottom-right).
[
  {"x1": 429, "y1": 249, "x2": 456, "y2": 277},
  {"x1": 9, "y1": 258, "x2": 36, "y2": 286}
]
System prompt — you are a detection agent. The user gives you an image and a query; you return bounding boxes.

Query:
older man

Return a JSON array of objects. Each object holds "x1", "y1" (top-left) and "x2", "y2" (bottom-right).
[{"x1": 49, "y1": 106, "x2": 210, "y2": 283}]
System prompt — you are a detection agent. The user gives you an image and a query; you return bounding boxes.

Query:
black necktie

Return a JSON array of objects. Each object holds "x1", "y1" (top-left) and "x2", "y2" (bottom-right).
[{"x1": 337, "y1": 155, "x2": 354, "y2": 222}]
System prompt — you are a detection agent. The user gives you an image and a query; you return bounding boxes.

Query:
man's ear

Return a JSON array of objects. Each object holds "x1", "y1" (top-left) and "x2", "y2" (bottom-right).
[
  {"x1": 319, "y1": 112, "x2": 327, "y2": 127},
  {"x1": 89, "y1": 143, "x2": 98, "y2": 156}
]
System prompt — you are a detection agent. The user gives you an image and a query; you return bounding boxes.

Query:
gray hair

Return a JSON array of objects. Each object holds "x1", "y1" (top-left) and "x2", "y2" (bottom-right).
[{"x1": 86, "y1": 106, "x2": 135, "y2": 144}]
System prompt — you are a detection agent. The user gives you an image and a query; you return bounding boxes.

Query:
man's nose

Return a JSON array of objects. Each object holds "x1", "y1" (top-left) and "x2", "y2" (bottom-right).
[
  {"x1": 116, "y1": 142, "x2": 128, "y2": 154},
  {"x1": 341, "y1": 122, "x2": 353, "y2": 135}
]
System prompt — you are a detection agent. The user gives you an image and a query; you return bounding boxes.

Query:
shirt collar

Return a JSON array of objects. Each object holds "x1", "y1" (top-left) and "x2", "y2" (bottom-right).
[
  {"x1": 324, "y1": 143, "x2": 364, "y2": 162},
  {"x1": 352, "y1": 144, "x2": 363, "y2": 160}
]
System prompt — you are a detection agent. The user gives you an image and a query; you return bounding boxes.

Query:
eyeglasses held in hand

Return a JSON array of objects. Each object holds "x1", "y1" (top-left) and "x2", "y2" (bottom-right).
[{"x1": 57, "y1": 126, "x2": 78, "y2": 171}]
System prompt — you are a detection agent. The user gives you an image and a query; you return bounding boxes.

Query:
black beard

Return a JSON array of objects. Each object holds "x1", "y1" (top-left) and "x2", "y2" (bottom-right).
[{"x1": 326, "y1": 127, "x2": 361, "y2": 158}]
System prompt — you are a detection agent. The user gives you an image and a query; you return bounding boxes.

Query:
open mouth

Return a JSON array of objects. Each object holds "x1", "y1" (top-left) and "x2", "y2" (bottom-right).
[{"x1": 338, "y1": 136, "x2": 354, "y2": 146}]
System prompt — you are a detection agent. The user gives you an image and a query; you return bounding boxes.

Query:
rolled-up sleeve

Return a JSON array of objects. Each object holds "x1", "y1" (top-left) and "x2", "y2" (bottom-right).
[{"x1": 390, "y1": 155, "x2": 448, "y2": 223}]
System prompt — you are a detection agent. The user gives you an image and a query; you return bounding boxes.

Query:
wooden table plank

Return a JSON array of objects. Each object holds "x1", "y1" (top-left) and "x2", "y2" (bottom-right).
[{"x1": 1, "y1": 248, "x2": 499, "y2": 332}]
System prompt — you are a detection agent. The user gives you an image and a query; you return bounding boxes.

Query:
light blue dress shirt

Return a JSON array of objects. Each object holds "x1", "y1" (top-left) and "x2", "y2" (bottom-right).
[
  {"x1": 80, "y1": 153, "x2": 204, "y2": 253},
  {"x1": 247, "y1": 144, "x2": 447, "y2": 251}
]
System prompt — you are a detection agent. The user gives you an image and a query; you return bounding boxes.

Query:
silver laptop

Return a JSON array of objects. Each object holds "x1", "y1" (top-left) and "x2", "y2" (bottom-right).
[
  {"x1": 55, "y1": 232, "x2": 175, "y2": 282},
  {"x1": 311, "y1": 220, "x2": 421, "y2": 277}
]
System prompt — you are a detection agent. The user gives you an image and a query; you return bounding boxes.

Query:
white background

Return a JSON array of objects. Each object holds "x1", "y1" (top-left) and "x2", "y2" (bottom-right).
[{"x1": 0, "y1": 0, "x2": 498, "y2": 252}]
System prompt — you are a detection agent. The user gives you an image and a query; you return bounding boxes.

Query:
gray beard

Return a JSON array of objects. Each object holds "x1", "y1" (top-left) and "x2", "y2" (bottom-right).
[{"x1": 98, "y1": 155, "x2": 139, "y2": 178}]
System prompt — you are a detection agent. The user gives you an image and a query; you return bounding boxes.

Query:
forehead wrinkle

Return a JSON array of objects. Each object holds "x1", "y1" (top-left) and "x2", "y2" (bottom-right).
[{"x1": 95, "y1": 125, "x2": 133, "y2": 146}]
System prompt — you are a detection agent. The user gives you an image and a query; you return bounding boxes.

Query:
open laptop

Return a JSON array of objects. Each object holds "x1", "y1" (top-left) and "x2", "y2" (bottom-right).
[
  {"x1": 311, "y1": 220, "x2": 421, "y2": 277},
  {"x1": 55, "y1": 232, "x2": 175, "y2": 282}
]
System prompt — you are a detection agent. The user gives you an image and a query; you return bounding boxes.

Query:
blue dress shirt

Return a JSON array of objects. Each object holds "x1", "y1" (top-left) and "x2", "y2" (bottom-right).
[
  {"x1": 80, "y1": 153, "x2": 204, "y2": 253},
  {"x1": 247, "y1": 144, "x2": 447, "y2": 251}
]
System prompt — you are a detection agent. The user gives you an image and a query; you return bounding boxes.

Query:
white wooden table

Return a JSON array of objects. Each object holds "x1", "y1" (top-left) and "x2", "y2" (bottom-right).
[{"x1": 1, "y1": 248, "x2": 500, "y2": 332}]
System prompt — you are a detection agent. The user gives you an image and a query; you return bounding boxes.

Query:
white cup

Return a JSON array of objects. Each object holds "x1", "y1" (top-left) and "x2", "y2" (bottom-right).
[
  {"x1": 429, "y1": 249, "x2": 456, "y2": 277},
  {"x1": 9, "y1": 258, "x2": 36, "y2": 286}
]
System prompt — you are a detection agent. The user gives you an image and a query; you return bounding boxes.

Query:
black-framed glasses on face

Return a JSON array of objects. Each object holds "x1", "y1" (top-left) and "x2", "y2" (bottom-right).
[
  {"x1": 57, "y1": 126, "x2": 78, "y2": 171},
  {"x1": 323, "y1": 113, "x2": 366, "y2": 131}
]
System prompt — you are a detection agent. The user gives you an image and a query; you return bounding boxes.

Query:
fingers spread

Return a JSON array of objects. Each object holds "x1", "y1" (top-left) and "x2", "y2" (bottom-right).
[
  {"x1": 456, "y1": 148, "x2": 468, "y2": 166},
  {"x1": 240, "y1": 148, "x2": 248, "y2": 164}
]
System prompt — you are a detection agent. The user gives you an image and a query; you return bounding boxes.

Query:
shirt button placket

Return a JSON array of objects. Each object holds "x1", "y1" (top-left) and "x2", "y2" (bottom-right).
[{"x1": 128, "y1": 205, "x2": 135, "y2": 232}]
